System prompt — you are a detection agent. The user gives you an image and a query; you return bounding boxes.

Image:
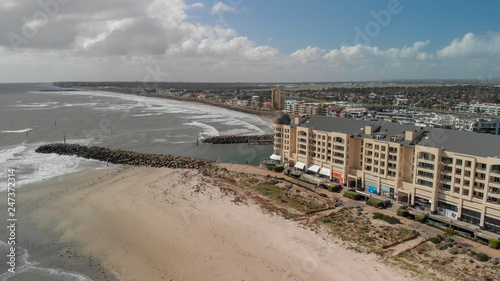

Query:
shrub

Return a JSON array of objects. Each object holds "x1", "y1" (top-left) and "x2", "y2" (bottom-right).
[
  {"x1": 372, "y1": 212, "x2": 401, "y2": 224},
  {"x1": 272, "y1": 166, "x2": 284, "y2": 172},
  {"x1": 366, "y1": 198, "x2": 382, "y2": 208},
  {"x1": 343, "y1": 190, "x2": 361, "y2": 200},
  {"x1": 328, "y1": 185, "x2": 342, "y2": 193},
  {"x1": 415, "y1": 215, "x2": 426, "y2": 222},
  {"x1": 489, "y1": 238, "x2": 500, "y2": 249},
  {"x1": 321, "y1": 217, "x2": 332, "y2": 223},
  {"x1": 430, "y1": 236, "x2": 442, "y2": 244},
  {"x1": 397, "y1": 208, "x2": 409, "y2": 217},
  {"x1": 475, "y1": 252, "x2": 491, "y2": 262}
]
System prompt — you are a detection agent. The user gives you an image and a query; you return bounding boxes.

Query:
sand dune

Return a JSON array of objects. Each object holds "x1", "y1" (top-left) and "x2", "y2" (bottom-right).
[{"x1": 27, "y1": 166, "x2": 415, "y2": 281}]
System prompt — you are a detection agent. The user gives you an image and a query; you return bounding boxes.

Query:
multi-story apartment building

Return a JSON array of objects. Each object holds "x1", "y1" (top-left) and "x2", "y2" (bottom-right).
[
  {"x1": 273, "y1": 115, "x2": 500, "y2": 238},
  {"x1": 271, "y1": 88, "x2": 285, "y2": 110}
]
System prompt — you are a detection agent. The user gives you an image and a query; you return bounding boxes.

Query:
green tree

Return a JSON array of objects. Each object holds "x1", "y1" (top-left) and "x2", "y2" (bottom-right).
[{"x1": 258, "y1": 96, "x2": 264, "y2": 109}]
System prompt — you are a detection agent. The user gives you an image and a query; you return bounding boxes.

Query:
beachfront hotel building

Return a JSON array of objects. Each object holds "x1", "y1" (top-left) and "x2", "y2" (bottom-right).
[
  {"x1": 271, "y1": 88, "x2": 285, "y2": 110},
  {"x1": 272, "y1": 115, "x2": 500, "y2": 239}
]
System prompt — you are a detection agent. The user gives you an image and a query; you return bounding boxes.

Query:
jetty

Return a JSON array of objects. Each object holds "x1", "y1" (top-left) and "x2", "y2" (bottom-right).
[
  {"x1": 202, "y1": 134, "x2": 273, "y2": 144},
  {"x1": 35, "y1": 143, "x2": 214, "y2": 170}
]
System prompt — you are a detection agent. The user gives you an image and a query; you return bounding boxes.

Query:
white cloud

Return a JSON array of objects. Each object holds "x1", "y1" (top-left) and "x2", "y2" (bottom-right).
[
  {"x1": 323, "y1": 41, "x2": 432, "y2": 63},
  {"x1": 189, "y1": 2, "x2": 204, "y2": 9},
  {"x1": 0, "y1": 0, "x2": 498, "y2": 83},
  {"x1": 210, "y1": 2, "x2": 239, "y2": 15},
  {"x1": 437, "y1": 32, "x2": 500, "y2": 59},
  {"x1": 290, "y1": 46, "x2": 325, "y2": 63}
]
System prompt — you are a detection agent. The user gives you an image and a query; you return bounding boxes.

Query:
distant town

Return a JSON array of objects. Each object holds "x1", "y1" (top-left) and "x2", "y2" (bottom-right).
[{"x1": 57, "y1": 80, "x2": 500, "y2": 135}]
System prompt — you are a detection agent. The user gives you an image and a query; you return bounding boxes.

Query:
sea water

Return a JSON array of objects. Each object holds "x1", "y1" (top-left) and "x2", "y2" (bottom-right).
[{"x1": 0, "y1": 83, "x2": 273, "y2": 280}]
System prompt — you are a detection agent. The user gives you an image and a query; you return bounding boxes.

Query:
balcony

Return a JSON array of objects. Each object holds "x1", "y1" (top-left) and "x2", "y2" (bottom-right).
[
  {"x1": 490, "y1": 180, "x2": 500, "y2": 187},
  {"x1": 489, "y1": 188, "x2": 500, "y2": 195}
]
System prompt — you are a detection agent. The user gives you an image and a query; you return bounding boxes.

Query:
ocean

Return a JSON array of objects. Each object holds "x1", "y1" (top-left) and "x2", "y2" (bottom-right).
[{"x1": 0, "y1": 83, "x2": 273, "y2": 280}]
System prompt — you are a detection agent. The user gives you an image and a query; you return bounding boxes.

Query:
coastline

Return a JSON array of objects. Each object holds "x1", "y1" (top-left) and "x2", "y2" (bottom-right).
[
  {"x1": 78, "y1": 86, "x2": 279, "y2": 120},
  {"x1": 4, "y1": 165, "x2": 414, "y2": 281}
]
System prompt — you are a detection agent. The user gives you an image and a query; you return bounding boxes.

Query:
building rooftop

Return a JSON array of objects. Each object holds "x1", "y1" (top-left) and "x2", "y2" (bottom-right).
[
  {"x1": 420, "y1": 128, "x2": 500, "y2": 158},
  {"x1": 299, "y1": 115, "x2": 500, "y2": 158}
]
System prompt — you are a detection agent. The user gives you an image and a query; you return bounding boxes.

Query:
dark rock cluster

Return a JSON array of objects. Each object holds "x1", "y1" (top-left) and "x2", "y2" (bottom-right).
[
  {"x1": 202, "y1": 134, "x2": 273, "y2": 144},
  {"x1": 35, "y1": 143, "x2": 214, "y2": 170}
]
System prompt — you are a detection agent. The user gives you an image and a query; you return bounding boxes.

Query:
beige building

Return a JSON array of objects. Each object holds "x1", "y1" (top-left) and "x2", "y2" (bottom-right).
[
  {"x1": 273, "y1": 115, "x2": 500, "y2": 238},
  {"x1": 271, "y1": 89, "x2": 285, "y2": 110}
]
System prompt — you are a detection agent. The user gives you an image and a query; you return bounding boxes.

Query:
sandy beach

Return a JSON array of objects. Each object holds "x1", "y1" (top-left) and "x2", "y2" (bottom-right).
[{"x1": 9, "y1": 166, "x2": 415, "y2": 281}]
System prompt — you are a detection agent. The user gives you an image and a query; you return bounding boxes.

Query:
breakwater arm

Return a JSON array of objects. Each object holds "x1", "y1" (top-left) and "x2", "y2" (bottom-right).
[
  {"x1": 202, "y1": 134, "x2": 273, "y2": 144},
  {"x1": 35, "y1": 143, "x2": 214, "y2": 170}
]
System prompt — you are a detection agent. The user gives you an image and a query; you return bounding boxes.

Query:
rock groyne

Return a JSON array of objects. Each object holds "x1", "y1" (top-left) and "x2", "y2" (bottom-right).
[
  {"x1": 202, "y1": 134, "x2": 273, "y2": 144},
  {"x1": 35, "y1": 143, "x2": 214, "y2": 170}
]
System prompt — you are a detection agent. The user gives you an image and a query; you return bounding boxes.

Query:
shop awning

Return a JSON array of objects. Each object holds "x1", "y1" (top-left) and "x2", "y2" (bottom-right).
[
  {"x1": 319, "y1": 168, "x2": 331, "y2": 177},
  {"x1": 307, "y1": 164, "x2": 321, "y2": 173},
  {"x1": 397, "y1": 192, "x2": 408, "y2": 198},
  {"x1": 270, "y1": 154, "x2": 281, "y2": 160},
  {"x1": 294, "y1": 161, "x2": 306, "y2": 170}
]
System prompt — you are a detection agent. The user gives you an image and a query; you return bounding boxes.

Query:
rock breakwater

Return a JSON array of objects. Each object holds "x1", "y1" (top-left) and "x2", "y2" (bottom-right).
[
  {"x1": 202, "y1": 134, "x2": 273, "y2": 144},
  {"x1": 35, "y1": 143, "x2": 214, "y2": 170}
]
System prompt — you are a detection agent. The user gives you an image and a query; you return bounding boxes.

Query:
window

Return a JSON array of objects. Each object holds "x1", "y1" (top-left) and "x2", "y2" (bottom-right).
[
  {"x1": 418, "y1": 162, "x2": 435, "y2": 170},
  {"x1": 389, "y1": 147, "x2": 398, "y2": 153},
  {"x1": 441, "y1": 156, "x2": 453, "y2": 164},
  {"x1": 455, "y1": 169, "x2": 462, "y2": 175},
  {"x1": 474, "y1": 191, "x2": 484, "y2": 199},
  {"x1": 487, "y1": 196, "x2": 500, "y2": 204},
  {"x1": 476, "y1": 163, "x2": 487, "y2": 170},
  {"x1": 441, "y1": 184, "x2": 451, "y2": 191},
  {"x1": 490, "y1": 188, "x2": 500, "y2": 194},
  {"x1": 456, "y1": 159, "x2": 463, "y2": 166},
  {"x1": 442, "y1": 166, "x2": 452, "y2": 172},
  {"x1": 474, "y1": 182, "x2": 485, "y2": 190},
  {"x1": 419, "y1": 152, "x2": 435, "y2": 161},
  {"x1": 438, "y1": 201, "x2": 458, "y2": 212},
  {"x1": 465, "y1": 161, "x2": 472, "y2": 168},
  {"x1": 417, "y1": 179, "x2": 433, "y2": 187},
  {"x1": 390, "y1": 136, "x2": 403, "y2": 143},
  {"x1": 418, "y1": 170, "x2": 434, "y2": 179},
  {"x1": 442, "y1": 175, "x2": 452, "y2": 181}
]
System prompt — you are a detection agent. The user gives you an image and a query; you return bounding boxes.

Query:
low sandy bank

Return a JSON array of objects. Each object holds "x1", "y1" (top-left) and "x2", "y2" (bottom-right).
[{"x1": 19, "y1": 166, "x2": 414, "y2": 281}]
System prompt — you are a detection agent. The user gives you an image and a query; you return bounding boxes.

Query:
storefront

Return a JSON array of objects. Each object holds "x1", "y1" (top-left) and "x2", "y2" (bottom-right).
[
  {"x1": 397, "y1": 192, "x2": 409, "y2": 204},
  {"x1": 332, "y1": 172, "x2": 344, "y2": 185},
  {"x1": 380, "y1": 184, "x2": 395, "y2": 200},
  {"x1": 436, "y1": 201, "x2": 458, "y2": 220},
  {"x1": 485, "y1": 216, "x2": 500, "y2": 235},
  {"x1": 364, "y1": 180, "x2": 378, "y2": 194},
  {"x1": 414, "y1": 196, "x2": 431, "y2": 211},
  {"x1": 461, "y1": 208, "x2": 481, "y2": 226}
]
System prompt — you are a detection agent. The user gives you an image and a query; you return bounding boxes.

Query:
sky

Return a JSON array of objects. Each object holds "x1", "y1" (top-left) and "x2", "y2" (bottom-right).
[{"x1": 0, "y1": 0, "x2": 499, "y2": 83}]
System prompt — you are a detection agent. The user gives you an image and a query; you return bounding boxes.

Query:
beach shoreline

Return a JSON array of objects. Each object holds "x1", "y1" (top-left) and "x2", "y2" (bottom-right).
[{"x1": 2, "y1": 165, "x2": 415, "y2": 281}]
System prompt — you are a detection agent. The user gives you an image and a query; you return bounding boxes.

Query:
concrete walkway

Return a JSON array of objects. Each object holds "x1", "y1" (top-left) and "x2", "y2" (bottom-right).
[{"x1": 217, "y1": 163, "x2": 500, "y2": 258}]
